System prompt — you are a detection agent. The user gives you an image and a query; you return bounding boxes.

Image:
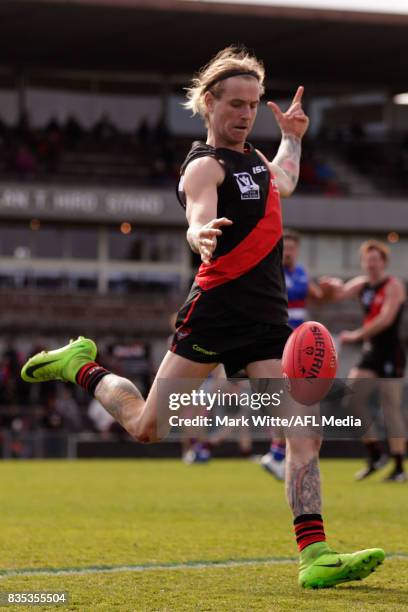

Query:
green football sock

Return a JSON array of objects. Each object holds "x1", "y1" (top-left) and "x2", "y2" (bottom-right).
[{"x1": 300, "y1": 541, "x2": 332, "y2": 570}]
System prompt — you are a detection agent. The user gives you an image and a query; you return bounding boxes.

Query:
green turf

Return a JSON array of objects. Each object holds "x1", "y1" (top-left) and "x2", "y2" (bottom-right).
[{"x1": 0, "y1": 458, "x2": 407, "y2": 610}]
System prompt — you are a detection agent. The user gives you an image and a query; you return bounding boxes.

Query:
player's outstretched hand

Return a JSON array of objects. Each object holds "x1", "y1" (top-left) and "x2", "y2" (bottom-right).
[
  {"x1": 340, "y1": 329, "x2": 362, "y2": 344},
  {"x1": 267, "y1": 86, "x2": 309, "y2": 139},
  {"x1": 318, "y1": 276, "x2": 344, "y2": 301},
  {"x1": 198, "y1": 217, "x2": 233, "y2": 264},
  {"x1": 319, "y1": 276, "x2": 343, "y2": 289}
]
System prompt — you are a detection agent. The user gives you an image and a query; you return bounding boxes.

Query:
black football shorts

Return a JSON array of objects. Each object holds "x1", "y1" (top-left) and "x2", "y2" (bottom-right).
[
  {"x1": 171, "y1": 308, "x2": 292, "y2": 377},
  {"x1": 357, "y1": 343, "x2": 406, "y2": 378}
]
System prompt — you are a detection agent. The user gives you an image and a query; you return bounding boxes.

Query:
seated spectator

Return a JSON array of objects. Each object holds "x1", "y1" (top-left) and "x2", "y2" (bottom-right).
[
  {"x1": 14, "y1": 144, "x2": 37, "y2": 177},
  {"x1": 93, "y1": 112, "x2": 118, "y2": 142},
  {"x1": 64, "y1": 114, "x2": 84, "y2": 148},
  {"x1": 15, "y1": 109, "x2": 31, "y2": 142},
  {"x1": 347, "y1": 122, "x2": 370, "y2": 173},
  {"x1": 0, "y1": 116, "x2": 8, "y2": 147},
  {"x1": 300, "y1": 156, "x2": 319, "y2": 190},
  {"x1": 154, "y1": 113, "x2": 170, "y2": 147},
  {"x1": 314, "y1": 157, "x2": 342, "y2": 196},
  {"x1": 45, "y1": 116, "x2": 60, "y2": 133},
  {"x1": 137, "y1": 117, "x2": 150, "y2": 147},
  {"x1": 38, "y1": 118, "x2": 64, "y2": 172}
]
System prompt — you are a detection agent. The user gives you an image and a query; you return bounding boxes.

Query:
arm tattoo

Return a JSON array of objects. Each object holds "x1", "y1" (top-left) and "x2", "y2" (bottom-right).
[
  {"x1": 273, "y1": 134, "x2": 301, "y2": 191},
  {"x1": 286, "y1": 455, "x2": 321, "y2": 517}
]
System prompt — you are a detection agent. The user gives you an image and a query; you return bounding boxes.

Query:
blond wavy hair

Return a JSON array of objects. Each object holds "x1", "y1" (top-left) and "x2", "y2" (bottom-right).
[
  {"x1": 359, "y1": 239, "x2": 390, "y2": 263},
  {"x1": 184, "y1": 46, "x2": 265, "y2": 123}
]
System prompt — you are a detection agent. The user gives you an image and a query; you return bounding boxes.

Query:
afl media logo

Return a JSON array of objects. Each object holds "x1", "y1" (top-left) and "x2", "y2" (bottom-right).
[{"x1": 233, "y1": 172, "x2": 260, "y2": 200}]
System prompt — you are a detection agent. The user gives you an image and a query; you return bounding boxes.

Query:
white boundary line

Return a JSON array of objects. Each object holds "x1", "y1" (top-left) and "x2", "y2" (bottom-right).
[{"x1": 0, "y1": 554, "x2": 406, "y2": 579}]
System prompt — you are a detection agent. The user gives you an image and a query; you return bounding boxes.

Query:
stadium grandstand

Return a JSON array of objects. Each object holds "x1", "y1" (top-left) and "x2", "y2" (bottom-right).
[{"x1": 0, "y1": 0, "x2": 408, "y2": 459}]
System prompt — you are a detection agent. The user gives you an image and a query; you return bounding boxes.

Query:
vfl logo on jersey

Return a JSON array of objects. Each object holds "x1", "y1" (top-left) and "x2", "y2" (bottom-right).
[
  {"x1": 233, "y1": 172, "x2": 260, "y2": 200},
  {"x1": 362, "y1": 289, "x2": 375, "y2": 307}
]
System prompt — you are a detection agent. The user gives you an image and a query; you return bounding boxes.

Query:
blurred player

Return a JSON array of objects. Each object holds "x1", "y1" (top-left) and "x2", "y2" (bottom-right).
[
  {"x1": 22, "y1": 46, "x2": 384, "y2": 588},
  {"x1": 283, "y1": 229, "x2": 323, "y2": 328},
  {"x1": 321, "y1": 240, "x2": 406, "y2": 481},
  {"x1": 261, "y1": 229, "x2": 323, "y2": 479},
  {"x1": 205, "y1": 375, "x2": 254, "y2": 458},
  {"x1": 181, "y1": 365, "x2": 228, "y2": 464}
]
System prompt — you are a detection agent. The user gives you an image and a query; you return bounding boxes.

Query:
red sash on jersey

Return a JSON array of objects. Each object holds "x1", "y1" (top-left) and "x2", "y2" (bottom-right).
[
  {"x1": 195, "y1": 178, "x2": 282, "y2": 291},
  {"x1": 363, "y1": 277, "x2": 392, "y2": 325}
]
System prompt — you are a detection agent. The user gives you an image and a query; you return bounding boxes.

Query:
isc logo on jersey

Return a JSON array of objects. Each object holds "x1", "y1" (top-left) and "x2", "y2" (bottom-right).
[{"x1": 233, "y1": 172, "x2": 260, "y2": 200}]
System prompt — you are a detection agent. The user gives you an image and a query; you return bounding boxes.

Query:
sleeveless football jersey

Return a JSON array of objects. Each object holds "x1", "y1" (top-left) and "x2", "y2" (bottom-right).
[
  {"x1": 176, "y1": 141, "x2": 287, "y2": 325},
  {"x1": 284, "y1": 264, "x2": 309, "y2": 328},
  {"x1": 360, "y1": 277, "x2": 403, "y2": 348}
]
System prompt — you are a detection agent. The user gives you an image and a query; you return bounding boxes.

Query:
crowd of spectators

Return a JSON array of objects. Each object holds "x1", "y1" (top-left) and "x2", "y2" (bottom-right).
[
  {"x1": 0, "y1": 110, "x2": 178, "y2": 186},
  {"x1": 0, "y1": 109, "x2": 343, "y2": 194},
  {"x1": 3, "y1": 109, "x2": 408, "y2": 194},
  {"x1": 0, "y1": 339, "x2": 152, "y2": 458},
  {"x1": 299, "y1": 150, "x2": 344, "y2": 196},
  {"x1": 317, "y1": 122, "x2": 408, "y2": 196}
]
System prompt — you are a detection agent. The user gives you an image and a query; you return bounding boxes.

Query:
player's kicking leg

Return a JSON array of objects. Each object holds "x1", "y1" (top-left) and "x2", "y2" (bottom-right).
[
  {"x1": 21, "y1": 336, "x2": 217, "y2": 443},
  {"x1": 246, "y1": 359, "x2": 385, "y2": 589}
]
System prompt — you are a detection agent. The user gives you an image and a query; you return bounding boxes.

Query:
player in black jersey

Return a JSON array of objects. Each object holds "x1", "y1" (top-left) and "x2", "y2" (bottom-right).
[
  {"x1": 321, "y1": 240, "x2": 407, "y2": 481},
  {"x1": 21, "y1": 47, "x2": 385, "y2": 588}
]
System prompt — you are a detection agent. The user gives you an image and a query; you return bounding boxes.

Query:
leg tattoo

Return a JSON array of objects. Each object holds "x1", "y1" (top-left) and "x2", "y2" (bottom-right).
[
  {"x1": 286, "y1": 455, "x2": 322, "y2": 517},
  {"x1": 94, "y1": 373, "x2": 144, "y2": 434}
]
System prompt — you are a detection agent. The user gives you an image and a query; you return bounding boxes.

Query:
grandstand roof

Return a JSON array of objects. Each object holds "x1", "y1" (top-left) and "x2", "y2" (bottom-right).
[{"x1": 0, "y1": 0, "x2": 407, "y2": 96}]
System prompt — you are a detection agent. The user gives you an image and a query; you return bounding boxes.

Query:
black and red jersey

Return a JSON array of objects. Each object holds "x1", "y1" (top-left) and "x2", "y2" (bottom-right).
[
  {"x1": 176, "y1": 141, "x2": 288, "y2": 325},
  {"x1": 360, "y1": 277, "x2": 404, "y2": 347}
]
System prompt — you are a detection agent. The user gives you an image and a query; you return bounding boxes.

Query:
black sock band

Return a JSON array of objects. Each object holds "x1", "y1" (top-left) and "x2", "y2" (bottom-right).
[
  {"x1": 294, "y1": 514, "x2": 326, "y2": 552},
  {"x1": 76, "y1": 362, "x2": 110, "y2": 396},
  {"x1": 366, "y1": 441, "x2": 383, "y2": 464},
  {"x1": 392, "y1": 453, "x2": 403, "y2": 472}
]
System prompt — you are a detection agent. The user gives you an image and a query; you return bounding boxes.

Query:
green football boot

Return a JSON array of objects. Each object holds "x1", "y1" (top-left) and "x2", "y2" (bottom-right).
[
  {"x1": 299, "y1": 547, "x2": 385, "y2": 589},
  {"x1": 21, "y1": 336, "x2": 97, "y2": 384}
]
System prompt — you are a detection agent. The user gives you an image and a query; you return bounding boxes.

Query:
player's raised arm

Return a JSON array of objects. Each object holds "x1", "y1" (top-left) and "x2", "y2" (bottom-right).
[
  {"x1": 267, "y1": 86, "x2": 309, "y2": 197},
  {"x1": 184, "y1": 156, "x2": 232, "y2": 264}
]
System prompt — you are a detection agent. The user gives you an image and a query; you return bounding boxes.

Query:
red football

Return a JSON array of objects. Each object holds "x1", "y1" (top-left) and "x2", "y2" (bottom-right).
[{"x1": 281, "y1": 321, "x2": 337, "y2": 405}]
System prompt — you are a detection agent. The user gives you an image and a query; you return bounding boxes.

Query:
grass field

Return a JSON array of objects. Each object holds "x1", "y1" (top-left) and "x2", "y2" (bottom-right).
[{"x1": 0, "y1": 458, "x2": 407, "y2": 611}]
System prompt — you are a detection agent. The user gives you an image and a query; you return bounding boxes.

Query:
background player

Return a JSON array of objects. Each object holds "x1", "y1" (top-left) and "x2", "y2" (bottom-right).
[
  {"x1": 21, "y1": 46, "x2": 384, "y2": 588},
  {"x1": 261, "y1": 229, "x2": 323, "y2": 479},
  {"x1": 321, "y1": 240, "x2": 406, "y2": 481}
]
